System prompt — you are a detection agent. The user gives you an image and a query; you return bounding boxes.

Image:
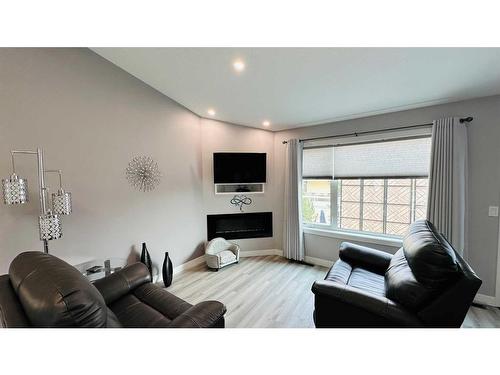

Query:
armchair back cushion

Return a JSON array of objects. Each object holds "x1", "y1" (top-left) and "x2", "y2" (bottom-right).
[
  {"x1": 385, "y1": 248, "x2": 434, "y2": 310},
  {"x1": 205, "y1": 237, "x2": 235, "y2": 255},
  {"x1": 402, "y1": 220, "x2": 459, "y2": 288},
  {"x1": 9, "y1": 252, "x2": 108, "y2": 327},
  {"x1": 385, "y1": 220, "x2": 461, "y2": 312}
]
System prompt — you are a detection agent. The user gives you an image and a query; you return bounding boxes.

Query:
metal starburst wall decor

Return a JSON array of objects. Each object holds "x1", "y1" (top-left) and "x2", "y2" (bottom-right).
[{"x1": 126, "y1": 156, "x2": 162, "y2": 192}]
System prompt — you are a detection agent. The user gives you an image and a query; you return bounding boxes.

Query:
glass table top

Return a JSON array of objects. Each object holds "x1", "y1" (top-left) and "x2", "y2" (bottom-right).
[
  {"x1": 73, "y1": 258, "x2": 128, "y2": 283},
  {"x1": 73, "y1": 258, "x2": 159, "y2": 283}
]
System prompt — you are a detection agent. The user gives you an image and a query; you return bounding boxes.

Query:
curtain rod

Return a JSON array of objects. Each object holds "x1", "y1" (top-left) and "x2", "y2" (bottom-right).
[{"x1": 281, "y1": 117, "x2": 473, "y2": 144}]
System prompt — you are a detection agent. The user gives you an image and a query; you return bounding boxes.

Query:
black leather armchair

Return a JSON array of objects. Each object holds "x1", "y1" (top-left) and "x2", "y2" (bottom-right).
[
  {"x1": 0, "y1": 252, "x2": 226, "y2": 328},
  {"x1": 312, "y1": 220, "x2": 482, "y2": 328}
]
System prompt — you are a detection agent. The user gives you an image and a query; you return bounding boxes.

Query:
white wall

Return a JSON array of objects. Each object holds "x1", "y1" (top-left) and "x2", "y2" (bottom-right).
[
  {"x1": 0, "y1": 48, "x2": 206, "y2": 274},
  {"x1": 274, "y1": 95, "x2": 500, "y2": 296},
  {"x1": 200, "y1": 118, "x2": 277, "y2": 252}
]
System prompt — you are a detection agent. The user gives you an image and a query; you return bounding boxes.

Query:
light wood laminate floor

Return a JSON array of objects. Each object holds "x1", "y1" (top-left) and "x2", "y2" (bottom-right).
[{"x1": 165, "y1": 255, "x2": 500, "y2": 328}]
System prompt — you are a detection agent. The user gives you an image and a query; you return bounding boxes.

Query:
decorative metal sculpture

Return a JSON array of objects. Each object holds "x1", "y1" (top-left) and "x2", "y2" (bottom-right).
[
  {"x1": 230, "y1": 194, "x2": 252, "y2": 212},
  {"x1": 126, "y1": 156, "x2": 161, "y2": 192}
]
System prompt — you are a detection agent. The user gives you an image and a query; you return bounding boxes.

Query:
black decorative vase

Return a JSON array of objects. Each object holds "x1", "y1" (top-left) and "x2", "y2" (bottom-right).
[
  {"x1": 140, "y1": 242, "x2": 153, "y2": 281},
  {"x1": 162, "y1": 252, "x2": 173, "y2": 287}
]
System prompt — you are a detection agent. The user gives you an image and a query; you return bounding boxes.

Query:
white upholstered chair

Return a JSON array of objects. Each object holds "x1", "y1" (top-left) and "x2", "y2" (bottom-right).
[{"x1": 205, "y1": 237, "x2": 240, "y2": 270}]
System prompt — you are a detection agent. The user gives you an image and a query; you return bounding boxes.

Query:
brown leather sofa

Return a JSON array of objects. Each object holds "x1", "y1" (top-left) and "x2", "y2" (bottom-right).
[
  {"x1": 0, "y1": 252, "x2": 226, "y2": 328},
  {"x1": 312, "y1": 220, "x2": 482, "y2": 328}
]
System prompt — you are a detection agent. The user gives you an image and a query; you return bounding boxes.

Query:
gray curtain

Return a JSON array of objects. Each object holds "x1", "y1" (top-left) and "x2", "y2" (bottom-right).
[
  {"x1": 427, "y1": 117, "x2": 468, "y2": 256},
  {"x1": 283, "y1": 139, "x2": 304, "y2": 260}
]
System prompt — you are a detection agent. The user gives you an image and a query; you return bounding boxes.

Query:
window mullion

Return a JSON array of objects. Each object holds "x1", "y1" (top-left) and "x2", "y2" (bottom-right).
[
  {"x1": 331, "y1": 180, "x2": 339, "y2": 230},
  {"x1": 359, "y1": 179, "x2": 364, "y2": 232},
  {"x1": 383, "y1": 179, "x2": 388, "y2": 234},
  {"x1": 411, "y1": 178, "x2": 416, "y2": 222}
]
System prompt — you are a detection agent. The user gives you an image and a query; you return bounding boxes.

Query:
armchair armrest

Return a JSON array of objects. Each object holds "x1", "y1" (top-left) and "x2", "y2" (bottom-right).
[
  {"x1": 312, "y1": 279, "x2": 422, "y2": 327},
  {"x1": 205, "y1": 253, "x2": 220, "y2": 269},
  {"x1": 93, "y1": 263, "x2": 151, "y2": 305},
  {"x1": 169, "y1": 301, "x2": 227, "y2": 328},
  {"x1": 339, "y1": 242, "x2": 393, "y2": 274},
  {"x1": 229, "y1": 244, "x2": 240, "y2": 260}
]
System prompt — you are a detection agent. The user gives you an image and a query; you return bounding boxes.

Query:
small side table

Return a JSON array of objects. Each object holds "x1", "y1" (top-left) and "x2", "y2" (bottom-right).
[{"x1": 74, "y1": 258, "x2": 127, "y2": 283}]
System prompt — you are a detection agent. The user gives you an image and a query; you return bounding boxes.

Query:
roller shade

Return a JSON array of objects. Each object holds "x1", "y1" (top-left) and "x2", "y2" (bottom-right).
[
  {"x1": 333, "y1": 137, "x2": 432, "y2": 179},
  {"x1": 302, "y1": 146, "x2": 334, "y2": 179}
]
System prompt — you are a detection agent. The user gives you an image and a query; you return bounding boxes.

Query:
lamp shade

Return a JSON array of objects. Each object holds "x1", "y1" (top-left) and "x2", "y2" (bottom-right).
[
  {"x1": 39, "y1": 213, "x2": 62, "y2": 241},
  {"x1": 2, "y1": 173, "x2": 28, "y2": 205},
  {"x1": 52, "y1": 190, "x2": 72, "y2": 215}
]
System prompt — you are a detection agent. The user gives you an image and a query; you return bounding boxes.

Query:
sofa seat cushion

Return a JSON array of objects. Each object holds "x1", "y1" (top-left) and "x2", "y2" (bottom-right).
[
  {"x1": 325, "y1": 259, "x2": 385, "y2": 297},
  {"x1": 108, "y1": 283, "x2": 193, "y2": 328},
  {"x1": 218, "y1": 250, "x2": 237, "y2": 264},
  {"x1": 109, "y1": 293, "x2": 173, "y2": 328},
  {"x1": 385, "y1": 248, "x2": 434, "y2": 310}
]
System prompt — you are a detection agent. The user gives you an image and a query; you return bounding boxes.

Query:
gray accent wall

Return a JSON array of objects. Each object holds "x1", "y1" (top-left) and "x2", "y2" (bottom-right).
[
  {"x1": 0, "y1": 48, "x2": 277, "y2": 274},
  {"x1": 274, "y1": 95, "x2": 500, "y2": 296},
  {"x1": 0, "y1": 48, "x2": 207, "y2": 274}
]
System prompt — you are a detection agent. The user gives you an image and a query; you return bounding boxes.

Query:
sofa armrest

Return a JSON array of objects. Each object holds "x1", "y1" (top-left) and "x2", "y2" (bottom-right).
[
  {"x1": 169, "y1": 301, "x2": 227, "y2": 328},
  {"x1": 312, "y1": 279, "x2": 422, "y2": 327},
  {"x1": 0, "y1": 275, "x2": 31, "y2": 327},
  {"x1": 93, "y1": 263, "x2": 151, "y2": 305},
  {"x1": 339, "y1": 242, "x2": 393, "y2": 274}
]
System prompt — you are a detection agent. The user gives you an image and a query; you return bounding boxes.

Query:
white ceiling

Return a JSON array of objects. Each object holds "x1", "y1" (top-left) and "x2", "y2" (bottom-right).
[{"x1": 92, "y1": 48, "x2": 500, "y2": 131}]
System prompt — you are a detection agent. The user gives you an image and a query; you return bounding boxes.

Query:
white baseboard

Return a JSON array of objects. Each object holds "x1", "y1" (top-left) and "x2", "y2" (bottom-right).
[
  {"x1": 474, "y1": 293, "x2": 499, "y2": 307},
  {"x1": 154, "y1": 255, "x2": 205, "y2": 284},
  {"x1": 304, "y1": 256, "x2": 334, "y2": 268},
  {"x1": 173, "y1": 255, "x2": 205, "y2": 275},
  {"x1": 240, "y1": 249, "x2": 283, "y2": 257}
]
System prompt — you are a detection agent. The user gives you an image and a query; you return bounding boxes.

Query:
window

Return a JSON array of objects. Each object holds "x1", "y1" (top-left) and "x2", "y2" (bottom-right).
[
  {"x1": 301, "y1": 133, "x2": 432, "y2": 238},
  {"x1": 302, "y1": 178, "x2": 428, "y2": 237}
]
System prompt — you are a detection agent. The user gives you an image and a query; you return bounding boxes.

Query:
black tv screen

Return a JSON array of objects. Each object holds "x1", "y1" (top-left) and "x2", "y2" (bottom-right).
[{"x1": 213, "y1": 153, "x2": 266, "y2": 183}]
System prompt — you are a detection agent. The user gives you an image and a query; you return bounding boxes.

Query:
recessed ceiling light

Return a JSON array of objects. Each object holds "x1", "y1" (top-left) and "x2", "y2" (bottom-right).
[
  {"x1": 233, "y1": 59, "x2": 245, "y2": 72},
  {"x1": 207, "y1": 108, "x2": 216, "y2": 116},
  {"x1": 262, "y1": 120, "x2": 271, "y2": 127}
]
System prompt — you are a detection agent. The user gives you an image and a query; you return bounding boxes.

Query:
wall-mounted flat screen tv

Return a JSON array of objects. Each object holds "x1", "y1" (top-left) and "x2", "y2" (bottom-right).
[{"x1": 213, "y1": 153, "x2": 267, "y2": 184}]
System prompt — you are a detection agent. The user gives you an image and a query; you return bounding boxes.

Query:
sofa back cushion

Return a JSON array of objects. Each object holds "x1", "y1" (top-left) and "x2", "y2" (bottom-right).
[
  {"x1": 9, "y1": 252, "x2": 108, "y2": 327},
  {"x1": 403, "y1": 220, "x2": 459, "y2": 289}
]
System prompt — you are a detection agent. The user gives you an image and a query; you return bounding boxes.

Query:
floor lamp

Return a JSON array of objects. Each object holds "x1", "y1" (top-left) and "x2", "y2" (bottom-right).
[{"x1": 1, "y1": 148, "x2": 72, "y2": 253}]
